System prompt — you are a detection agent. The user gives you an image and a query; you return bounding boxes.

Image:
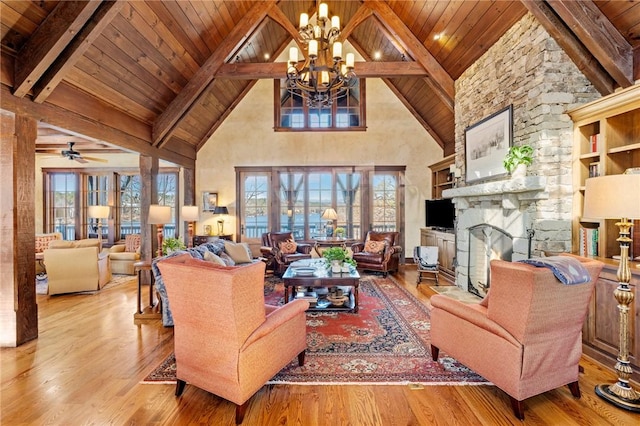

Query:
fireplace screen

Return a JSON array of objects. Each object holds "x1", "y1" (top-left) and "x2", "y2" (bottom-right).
[{"x1": 467, "y1": 224, "x2": 513, "y2": 297}]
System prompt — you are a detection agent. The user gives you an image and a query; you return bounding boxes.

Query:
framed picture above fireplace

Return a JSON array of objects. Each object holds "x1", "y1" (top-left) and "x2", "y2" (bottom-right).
[{"x1": 464, "y1": 105, "x2": 512, "y2": 183}]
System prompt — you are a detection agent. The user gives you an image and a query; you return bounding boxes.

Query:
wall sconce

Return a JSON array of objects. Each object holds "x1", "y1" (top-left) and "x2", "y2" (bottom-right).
[
  {"x1": 87, "y1": 205, "x2": 110, "y2": 248},
  {"x1": 213, "y1": 206, "x2": 229, "y2": 235},
  {"x1": 181, "y1": 205, "x2": 199, "y2": 248},
  {"x1": 148, "y1": 204, "x2": 171, "y2": 258}
]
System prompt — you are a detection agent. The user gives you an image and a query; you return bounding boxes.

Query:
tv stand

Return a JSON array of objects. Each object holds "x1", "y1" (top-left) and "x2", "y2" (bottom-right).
[{"x1": 420, "y1": 228, "x2": 455, "y2": 283}]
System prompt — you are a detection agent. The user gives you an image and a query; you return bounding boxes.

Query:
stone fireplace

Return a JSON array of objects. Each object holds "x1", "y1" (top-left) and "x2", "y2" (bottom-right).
[
  {"x1": 441, "y1": 13, "x2": 600, "y2": 292},
  {"x1": 444, "y1": 177, "x2": 546, "y2": 292},
  {"x1": 467, "y1": 224, "x2": 513, "y2": 297}
]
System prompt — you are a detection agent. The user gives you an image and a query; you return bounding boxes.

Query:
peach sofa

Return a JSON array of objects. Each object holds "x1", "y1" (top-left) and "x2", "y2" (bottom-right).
[
  {"x1": 157, "y1": 255, "x2": 308, "y2": 424},
  {"x1": 43, "y1": 239, "x2": 112, "y2": 295},
  {"x1": 429, "y1": 254, "x2": 603, "y2": 420}
]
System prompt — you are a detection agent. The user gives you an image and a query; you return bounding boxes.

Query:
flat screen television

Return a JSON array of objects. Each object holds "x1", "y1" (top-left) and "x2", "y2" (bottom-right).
[{"x1": 425, "y1": 199, "x2": 455, "y2": 230}]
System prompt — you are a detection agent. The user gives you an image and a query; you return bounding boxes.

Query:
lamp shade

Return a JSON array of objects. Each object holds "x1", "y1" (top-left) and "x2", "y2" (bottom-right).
[
  {"x1": 181, "y1": 205, "x2": 199, "y2": 222},
  {"x1": 87, "y1": 205, "x2": 110, "y2": 219},
  {"x1": 583, "y1": 174, "x2": 640, "y2": 220},
  {"x1": 148, "y1": 204, "x2": 171, "y2": 224},
  {"x1": 321, "y1": 208, "x2": 338, "y2": 220},
  {"x1": 213, "y1": 206, "x2": 229, "y2": 215}
]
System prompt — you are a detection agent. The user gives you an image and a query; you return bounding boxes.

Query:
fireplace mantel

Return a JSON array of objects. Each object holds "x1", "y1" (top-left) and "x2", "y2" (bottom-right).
[{"x1": 442, "y1": 176, "x2": 547, "y2": 210}]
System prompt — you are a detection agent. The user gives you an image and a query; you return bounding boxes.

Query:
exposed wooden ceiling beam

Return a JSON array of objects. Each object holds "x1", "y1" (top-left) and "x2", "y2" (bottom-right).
[
  {"x1": 32, "y1": 0, "x2": 123, "y2": 104},
  {"x1": 363, "y1": 0, "x2": 454, "y2": 110},
  {"x1": 547, "y1": 0, "x2": 633, "y2": 88},
  {"x1": 340, "y1": 5, "x2": 374, "y2": 40},
  {"x1": 1, "y1": 85, "x2": 194, "y2": 168},
  {"x1": 266, "y1": 6, "x2": 306, "y2": 54},
  {"x1": 13, "y1": 0, "x2": 102, "y2": 98},
  {"x1": 522, "y1": 0, "x2": 615, "y2": 95},
  {"x1": 152, "y1": 0, "x2": 277, "y2": 148},
  {"x1": 215, "y1": 61, "x2": 429, "y2": 79},
  {"x1": 349, "y1": 37, "x2": 446, "y2": 151}
]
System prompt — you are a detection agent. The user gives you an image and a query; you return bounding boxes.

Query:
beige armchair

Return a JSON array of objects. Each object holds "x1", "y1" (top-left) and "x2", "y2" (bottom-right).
[
  {"x1": 429, "y1": 254, "x2": 603, "y2": 420},
  {"x1": 108, "y1": 234, "x2": 141, "y2": 275},
  {"x1": 43, "y1": 239, "x2": 112, "y2": 295},
  {"x1": 157, "y1": 255, "x2": 309, "y2": 424}
]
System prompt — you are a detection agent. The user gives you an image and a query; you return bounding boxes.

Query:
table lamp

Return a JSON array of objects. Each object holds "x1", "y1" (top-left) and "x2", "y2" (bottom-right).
[
  {"x1": 181, "y1": 205, "x2": 199, "y2": 248},
  {"x1": 213, "y1": 206, "x2": 229, "y2": 235},
  {"x1": 583, "y1": 172, "x2": 640, "y2": 412},
  {"x1": 322, "y1": 208, "x2": 338, "y2": 237},
  {"x1": 87, "y1": 205, "x2": 110, "y2": 248},
  {"x1": 148, "y1": 204, "x2": 171, "y2": 258}
]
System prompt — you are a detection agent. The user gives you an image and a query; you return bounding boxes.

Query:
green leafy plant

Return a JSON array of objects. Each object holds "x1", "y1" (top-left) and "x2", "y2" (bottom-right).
[
  {"x1": 503, "y1": 144, "x2": 534, "y2": 173},
  {"x1": 334, "y1": 227, "x2": 346, "y2": 236},
  {"x1": 322, "y1": 247, "x2": 357, "y2": 267},
  {"x1": 162, "y1": 237, "x2": 186, "y2": 255}
]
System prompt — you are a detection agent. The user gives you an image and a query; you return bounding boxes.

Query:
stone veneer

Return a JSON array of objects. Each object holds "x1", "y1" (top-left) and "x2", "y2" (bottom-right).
[{"x1": 446, "y1": 13, "x2": 600, "y2": 291}]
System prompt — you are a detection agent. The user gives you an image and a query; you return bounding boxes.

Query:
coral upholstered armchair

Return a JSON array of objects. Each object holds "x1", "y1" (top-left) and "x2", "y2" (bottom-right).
[
  {"x1": 157, "y1": 255, "x2": 309, "y2": 424},
  {"x1": 430, "y1": 254, "x2": 603, "y2": 420}
]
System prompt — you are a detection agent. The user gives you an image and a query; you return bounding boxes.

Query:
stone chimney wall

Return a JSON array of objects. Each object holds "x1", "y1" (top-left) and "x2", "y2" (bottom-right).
[
  {"x1": 452, "y1": 13, "x2": 600, "y2": 256},
  {"x1": 445, "y1": 13, "x2": 602, "y2": 290}
]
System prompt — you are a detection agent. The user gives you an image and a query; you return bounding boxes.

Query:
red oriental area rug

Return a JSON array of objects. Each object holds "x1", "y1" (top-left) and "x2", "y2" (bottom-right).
[{"x1": 142, "y1": 275, "x2": 489, "y2": 386}]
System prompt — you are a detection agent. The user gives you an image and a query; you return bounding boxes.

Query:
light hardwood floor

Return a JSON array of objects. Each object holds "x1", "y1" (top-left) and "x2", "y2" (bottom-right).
[{"x1": 1, "y1": 266, "x2": 638, "y2": 425}]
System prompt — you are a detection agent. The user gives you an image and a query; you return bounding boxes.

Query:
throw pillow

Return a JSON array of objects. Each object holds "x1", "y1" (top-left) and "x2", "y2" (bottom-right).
[
  {"x1": 364, "y1": 240, "x2": 386, "y2": 254},
  {"x1": 279, "y1": 240, "x2": 298, "y2": 254},
  {"x1": 204, "y1": 250, "x2": 226, "y2": 266},
  {"x1": 224, "y1": 241, "x2": 253, "y2": 264},
  {"x1": 219, "y1": 252, "x2": 235, "y2": 266}
]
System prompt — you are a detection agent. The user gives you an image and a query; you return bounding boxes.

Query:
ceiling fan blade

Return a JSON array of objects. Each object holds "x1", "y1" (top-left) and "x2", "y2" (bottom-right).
[
  {"x1": 81, "y1": 156, "x2": 108, "y2": 163},
  {"x1": 74, "y1": 157, "x2": 89, "y2": 164}
]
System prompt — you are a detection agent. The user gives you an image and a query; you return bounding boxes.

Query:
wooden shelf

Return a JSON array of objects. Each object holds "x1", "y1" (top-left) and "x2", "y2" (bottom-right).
[
  {"x1": 569, "y1": 84, "x2": 640, "y2": 259},
  {"x1": 428, "y1": 155, "x2": 455, "y2": 200}
]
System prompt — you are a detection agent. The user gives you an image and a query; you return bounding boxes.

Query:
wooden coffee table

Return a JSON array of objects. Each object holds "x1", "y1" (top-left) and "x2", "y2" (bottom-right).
[{"x1": 282, "y1": 262, "x2": 360, "y2": 313}]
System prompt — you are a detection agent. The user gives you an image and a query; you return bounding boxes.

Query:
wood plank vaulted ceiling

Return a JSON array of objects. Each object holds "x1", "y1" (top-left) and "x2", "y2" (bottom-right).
[{"x1": 1, "y1": 1, "x2": 639, "y2": 168}]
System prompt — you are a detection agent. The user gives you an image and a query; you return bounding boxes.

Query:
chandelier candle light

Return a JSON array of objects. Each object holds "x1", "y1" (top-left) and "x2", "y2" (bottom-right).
[{"x1": 286, "y1": 2, "x2": 356, "y2": 108}]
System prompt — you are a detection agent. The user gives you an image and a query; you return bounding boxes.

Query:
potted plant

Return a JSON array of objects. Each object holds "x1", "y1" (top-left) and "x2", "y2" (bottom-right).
[
  {"x1": 162, "y1": 237, "x2": 186, "y2": 255},
  {"x1": 334, "y1": 227, "x2": 346, "y2": 238},
  {"x1": 322, "y1": 247, "x2": 356, "y2": 272},
  {"x1": 503, "y1": 144, "x2": 533, "y2": 178}
]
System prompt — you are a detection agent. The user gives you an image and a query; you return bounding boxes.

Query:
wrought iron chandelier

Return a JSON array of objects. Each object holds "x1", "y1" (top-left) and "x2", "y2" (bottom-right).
[{"x1": 286, "y1": 2, "x2": 356, "y2": 108}]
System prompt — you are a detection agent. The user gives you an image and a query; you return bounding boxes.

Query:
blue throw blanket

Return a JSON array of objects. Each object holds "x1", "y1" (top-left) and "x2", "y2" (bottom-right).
[{"x1": 518, "y1": 256, "x2": 591, "y2": 285}]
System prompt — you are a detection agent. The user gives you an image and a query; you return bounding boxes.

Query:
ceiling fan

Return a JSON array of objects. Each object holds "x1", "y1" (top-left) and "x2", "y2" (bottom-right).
[{"x1": 60, "y1": 142, "x2": 108, "y2": 163}]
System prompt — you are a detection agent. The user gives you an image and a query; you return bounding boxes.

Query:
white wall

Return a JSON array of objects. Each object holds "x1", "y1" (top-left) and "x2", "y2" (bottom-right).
[{"x1": 196, "y1": 77, "x2": 443, "y2": 254}]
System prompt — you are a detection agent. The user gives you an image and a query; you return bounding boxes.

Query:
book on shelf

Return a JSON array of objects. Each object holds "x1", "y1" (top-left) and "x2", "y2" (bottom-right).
[
  {"x1": 588, "y1": 162, "x2": 600, "y2": 178},
  {"x1": 589, "y1": 134, "x2": 602, "y2": 153},
  {"x1": 579, "y1": 225, "x2": 599, "y2": 257}
]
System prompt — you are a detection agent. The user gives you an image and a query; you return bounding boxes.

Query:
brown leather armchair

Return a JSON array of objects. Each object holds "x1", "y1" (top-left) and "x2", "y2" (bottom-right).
[
  {"x1": 261, "y1": 232, "x2": 312, "y2": 275},
  {"x1": 351, "y1": 231, "x2": 402, "y2": 276},
  {"x1": 157, "y1": 256, "x2": 309, "y2": 424}
]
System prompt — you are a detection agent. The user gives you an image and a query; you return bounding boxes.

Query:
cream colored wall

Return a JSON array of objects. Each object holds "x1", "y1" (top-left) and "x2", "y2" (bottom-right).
[{"x1": 196, "y1": 78, "x2": 443, "y2": 254}]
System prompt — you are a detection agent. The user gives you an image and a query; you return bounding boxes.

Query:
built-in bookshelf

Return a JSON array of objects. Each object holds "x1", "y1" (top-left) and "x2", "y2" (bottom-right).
[
  {"x1": 569, "y1": 84, "x2": 640, "y2": 259},
  {"x1": 429, "y1": 154, "x2": 455, "y2": 199}
]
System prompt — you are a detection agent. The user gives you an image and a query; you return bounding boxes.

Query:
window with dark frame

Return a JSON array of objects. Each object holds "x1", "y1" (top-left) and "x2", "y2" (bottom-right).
[{"x1": 275, "y1": 79, "x2": 366, "y2": 131}]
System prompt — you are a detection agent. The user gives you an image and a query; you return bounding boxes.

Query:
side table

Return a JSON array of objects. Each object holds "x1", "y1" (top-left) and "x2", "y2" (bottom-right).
[{"x1": 133, "y1": 261, "x2": 161, "y2": 322}]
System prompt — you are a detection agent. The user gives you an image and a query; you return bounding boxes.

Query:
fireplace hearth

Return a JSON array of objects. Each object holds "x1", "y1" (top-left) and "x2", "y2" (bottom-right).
[{"x1": 467, "y1": 224, "x2": 513, "y2": 297}]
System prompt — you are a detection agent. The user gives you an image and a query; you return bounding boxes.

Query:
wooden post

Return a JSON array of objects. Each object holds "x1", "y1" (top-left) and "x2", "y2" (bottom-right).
[{"x1": 1, "y1": 112, "x2": 38, "y2": 346}]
